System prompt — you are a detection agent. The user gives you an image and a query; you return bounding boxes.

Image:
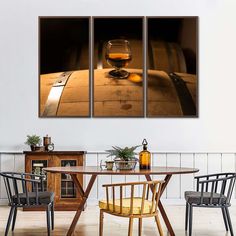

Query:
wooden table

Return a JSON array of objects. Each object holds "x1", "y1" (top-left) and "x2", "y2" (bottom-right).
[{"x1": 44, "y1": 166, "x2": 199, "y2": 236}]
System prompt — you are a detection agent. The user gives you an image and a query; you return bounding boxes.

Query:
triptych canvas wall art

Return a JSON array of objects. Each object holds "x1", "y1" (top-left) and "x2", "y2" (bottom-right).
[{"x1": 39, "y1": 17, "x2": 198, "y2": 118}]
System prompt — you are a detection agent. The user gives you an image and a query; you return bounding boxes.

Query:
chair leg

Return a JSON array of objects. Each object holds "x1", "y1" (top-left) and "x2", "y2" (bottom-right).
[
  {"x1": 51, "y1": 202, "x2": 54, "y2": 230},
  {"x1": 138, "y1": 218, "x2": 142, "y2": 236},
  {"x1": 11, "y1": 207, "x2": 17, "y2": 231},
  {"x1": 46, "y1": 205, "x2": 51, "y2": 236},
  {"x1": 5, "y1": 206, "x2": 14, "y2": 236},
  {"x1": 221, "y1": 207, "x2": 228, "y2": 231},
  {"x1": 99, "y1": 210, "x2": 104, "y2": 236},
  {"x1": 128, "y1": 217, "x2": 134, "y2": 236},
  {"x1": 155, "y1": 215, "x2": 164, "y2": 236},
  {"x1": 185, "y1": 202, "x2": 189, "y2": 231},
  {"x1": 189, "y1": 205, "x2": 193, "y2": 236},
  {"x1": 225, "y1": 207, "x2": 234, "y2": 236}
]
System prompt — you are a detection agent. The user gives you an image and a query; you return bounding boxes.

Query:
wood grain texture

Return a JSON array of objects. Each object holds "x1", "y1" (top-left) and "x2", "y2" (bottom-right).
[
  {"x1": 147, "y1": 70, "x2": 196, "y2": 117},
  {"x1": 44, "y1": 166, "x2": 199, "y2": 175},
  {"x1": 0, "y1": 205, "x2": 235, "y2": 236},
  {"x1": 40, "y1": 68, "x2": 196, "y2": 117},
  {"x1": 93, "y1": 68, "x2": 144, "y2": 117},
  {"x1": 24, "y1": 152, "x2": 85, "y2": 211},
  {"x1": 40, "y1": 70, "x2": 89, "y2": 117},
  {"x1": 23, "y1": 151, "x2": 86, "y2": 155}
]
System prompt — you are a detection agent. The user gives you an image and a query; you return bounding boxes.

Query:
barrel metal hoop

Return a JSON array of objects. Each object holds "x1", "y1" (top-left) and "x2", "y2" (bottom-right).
[
  {"x1": 42, "y1": 71, "x2": 73, "y2": 117},
  {"x1": 169, "y1": 72, "x2": 196, "y2": 116}
]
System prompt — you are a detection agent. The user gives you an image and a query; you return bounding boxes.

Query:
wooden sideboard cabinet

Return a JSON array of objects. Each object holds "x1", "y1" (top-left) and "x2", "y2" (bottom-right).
[{"x1": 24, "y1": 151, "x2": 86, "y2": 211}]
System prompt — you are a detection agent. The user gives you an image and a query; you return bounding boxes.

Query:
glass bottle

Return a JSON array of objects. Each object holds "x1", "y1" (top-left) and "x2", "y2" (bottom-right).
[{"x1": 139, "y1": 139, "x2": 151, "y2": 169}]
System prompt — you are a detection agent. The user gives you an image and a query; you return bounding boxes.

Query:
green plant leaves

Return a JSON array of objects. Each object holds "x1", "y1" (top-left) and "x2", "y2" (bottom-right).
[{"x1": 106, "y1": 145, "x2": 140, "y2": 161}]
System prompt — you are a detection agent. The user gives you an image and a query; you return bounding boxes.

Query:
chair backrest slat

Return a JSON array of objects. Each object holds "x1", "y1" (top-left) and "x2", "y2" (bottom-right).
[
  {"x1": 3, "y1": 177, "x2": 12, "y2": 204},
  {"x1": 21, "y1": 173, "x2": 26, "y2": 193},
  {"x1": 226, "y1": 177, "x2": 235, "y2": 204},
  {"x1": 209, "y1": 181, "x2": 215, "y2": 205},
  {"x1": 141, "y1": 184, "x2": 147, "y2": 214},
  {"x1": 35, "y1": 182, "x2": 39, "y2": 205},
  {"x1": 130, "y1": 185, "x2": 134, "y2": 214},
  {"x1": 195, "y1": 172, "x2": 236, "y2": 206},
  {"x1": 106, "y1": 186, "x2": 109, "y2": 211},
  {"x1": 229, "y1": 178, "x2": 236, "y2": 202},
  {"x1": 205, "y1": 176, "x2": 209, "y2": 192},
  {"x1": 150, "y1": 183, "x2": 157, "y2": 213},
  {"x1": 214, "y1": 175, "x2": 219, "y2": 193},
  {"x1": 0, "y1": 172, "x2": 43, "y2": 207},
  {"x1": 120, "y1": 186, "x2": 123, "y2": 214},
  {"x1": 102, "y1": 180, "x2": 164, "y2": 216},
  {"x1": 13, "y1": 178, "x2": 20, "y2": 205},
  {"x1": 6, "y1": 178, "x2": 13, "y2": 202},
  {"x1": 200, "y1": 182, "x2": 204, "y2": 204},
  {"x1": 25, "y1": 181, "x2": 30, "y2": 205},
  {"x1": 112, "y1": 186, "x2": 115, "y2": 212},
  {"x1": 196, "y1": 178, "x2": 199, "y2": 191}
]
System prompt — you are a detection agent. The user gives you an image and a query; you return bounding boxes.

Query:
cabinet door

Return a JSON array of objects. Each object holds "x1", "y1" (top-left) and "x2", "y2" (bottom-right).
[
  {"x1": 53, "y1": 155, "x2": 84, "y2": 210},
  {"x1": 25, "y1": 155, "x2": 53, "y2": 192}
]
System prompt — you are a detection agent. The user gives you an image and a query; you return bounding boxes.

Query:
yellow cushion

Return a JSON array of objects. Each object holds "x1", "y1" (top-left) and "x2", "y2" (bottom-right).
[{"x1": 99, "y1": 197, "x2": 155, "y2": 215}]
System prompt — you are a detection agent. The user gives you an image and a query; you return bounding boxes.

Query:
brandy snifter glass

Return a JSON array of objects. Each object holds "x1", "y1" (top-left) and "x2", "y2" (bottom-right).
[{"x1": 105, "y1": 39, "x2": 132, "y2": 79}]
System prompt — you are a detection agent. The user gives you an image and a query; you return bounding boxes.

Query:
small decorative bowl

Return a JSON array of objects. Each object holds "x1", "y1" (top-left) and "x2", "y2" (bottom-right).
[{"x1": 114, "y1": 160, "x2": 137, "y2": 170}]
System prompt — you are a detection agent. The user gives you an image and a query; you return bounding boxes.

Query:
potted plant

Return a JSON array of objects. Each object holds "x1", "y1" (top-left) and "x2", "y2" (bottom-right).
[
  {"x1": 106, "y1": 145, "x2": 140, "y2": 170},
  {"x1": 25, "y1": 135, "x2": 42, "y2": 151}
]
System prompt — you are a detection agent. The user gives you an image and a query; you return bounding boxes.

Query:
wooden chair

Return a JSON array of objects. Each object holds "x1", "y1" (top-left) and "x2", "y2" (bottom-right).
[
  {"x1": 185, "y1": 172, "x2": 236, "y2": 236},
  {"x1": 99, "y1": 180, "x2": 165, "y2": 236},
  {"x1": 0, "y1": 172, "x2": 54, "y2": 236}
]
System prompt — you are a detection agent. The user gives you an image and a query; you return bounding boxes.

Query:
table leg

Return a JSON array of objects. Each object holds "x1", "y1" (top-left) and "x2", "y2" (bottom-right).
[
  {"x1": 145, "y1": 174, "x2": 175, "y2": 236},
  {"x1": 67, "y1": 174, "x2": 97, "y2": 236}
]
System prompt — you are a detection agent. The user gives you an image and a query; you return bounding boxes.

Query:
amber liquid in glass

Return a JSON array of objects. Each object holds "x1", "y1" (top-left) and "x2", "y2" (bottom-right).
[
  {"x1": 139, "y1": 150, "x2": 151, "y2": 170},
  {"x1": 106, "y1": 53, "x2": 132, "y2": 69}
]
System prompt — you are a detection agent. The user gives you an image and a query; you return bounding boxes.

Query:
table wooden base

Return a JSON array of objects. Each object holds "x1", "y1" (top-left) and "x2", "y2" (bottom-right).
[
  {"x1": 145, "y1": 174, "x2": 175, "y2": 236},
  {"x1": 66, "y1": 173, "x2": 175, "y2": 236},
  {"x1": 67, "y1": 174, "x2": 97, "y2": 236}
]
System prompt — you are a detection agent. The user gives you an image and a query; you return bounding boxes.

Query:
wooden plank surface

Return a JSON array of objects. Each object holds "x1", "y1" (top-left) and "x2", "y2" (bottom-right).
[
  {"x1": 93, "y1": 68, "x2": 144, "y2": 117},
  {"x1": 40, "y1": 69, "x2": 196, "y2": 117},
  {"x1": 147, "y1": 70, "x2": 196, "y2": 117},
  {"x1": 40, "y1": 70, "x2": 89, "y2": 117}
]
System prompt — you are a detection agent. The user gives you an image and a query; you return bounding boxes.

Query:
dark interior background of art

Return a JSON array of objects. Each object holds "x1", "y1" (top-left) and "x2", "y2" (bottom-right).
[
  {"x1": 148, "y1": 18, "x2": 197, "y2": 74},
  {"x1": 93, "y1": 18, "x2": 143, "y2": 69},
  {"x1": 40, "y1": 18, "x2": 89, "y2": 74}
]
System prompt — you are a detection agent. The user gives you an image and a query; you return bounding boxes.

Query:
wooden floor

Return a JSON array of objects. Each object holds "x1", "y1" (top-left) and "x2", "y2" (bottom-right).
[{"x1": 0, "y1": 205, "x2": 235, "y2": 236}]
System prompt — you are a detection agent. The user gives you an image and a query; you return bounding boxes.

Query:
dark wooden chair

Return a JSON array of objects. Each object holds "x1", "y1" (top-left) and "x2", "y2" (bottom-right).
[
  {"x1": 185, "y1": 172, "x2": 236, "y2": 236},
  {"x1": 0, "y1": 172, "x2": 54, "y2": 236}
]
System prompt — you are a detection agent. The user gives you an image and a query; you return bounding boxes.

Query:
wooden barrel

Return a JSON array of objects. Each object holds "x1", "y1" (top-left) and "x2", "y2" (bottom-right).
[
  {"x1": 40, "y1": 69, "x2": 196, "y2": 117},
  {"x1": 93, "y1": 69, "x2": 144, "y2": 117},
  {"x1": 148, "y1": 41, "x2": 187, "y2": 73},
  {"x1": 147, "y1": 70, "x2": 196, "y2": 117},
  {"x1": 40, "y1": 70, "x2": 90, "y2": 117}
]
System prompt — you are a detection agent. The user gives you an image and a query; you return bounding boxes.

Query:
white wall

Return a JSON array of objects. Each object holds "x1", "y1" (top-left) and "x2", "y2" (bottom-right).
[
  {"x1": 0, "y1": 0, "x2": 236, "y2": 152},
  {"x1": 1, "y1": 152, "x2": 235, "y2": 205}
]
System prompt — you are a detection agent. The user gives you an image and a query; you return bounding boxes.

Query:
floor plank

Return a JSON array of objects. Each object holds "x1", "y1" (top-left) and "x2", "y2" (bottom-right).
[{"x1": 0, "y1": 205, "x2": 235, "y2": 235}]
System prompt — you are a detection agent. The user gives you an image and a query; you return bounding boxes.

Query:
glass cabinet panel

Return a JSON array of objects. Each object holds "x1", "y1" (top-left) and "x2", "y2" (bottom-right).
[
  {"x1": 31, "y1": 160, "x2": 47, "y2": 191},
  {"x1": 61, "y1": 160, "x2": 76, "y2": 198}
]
